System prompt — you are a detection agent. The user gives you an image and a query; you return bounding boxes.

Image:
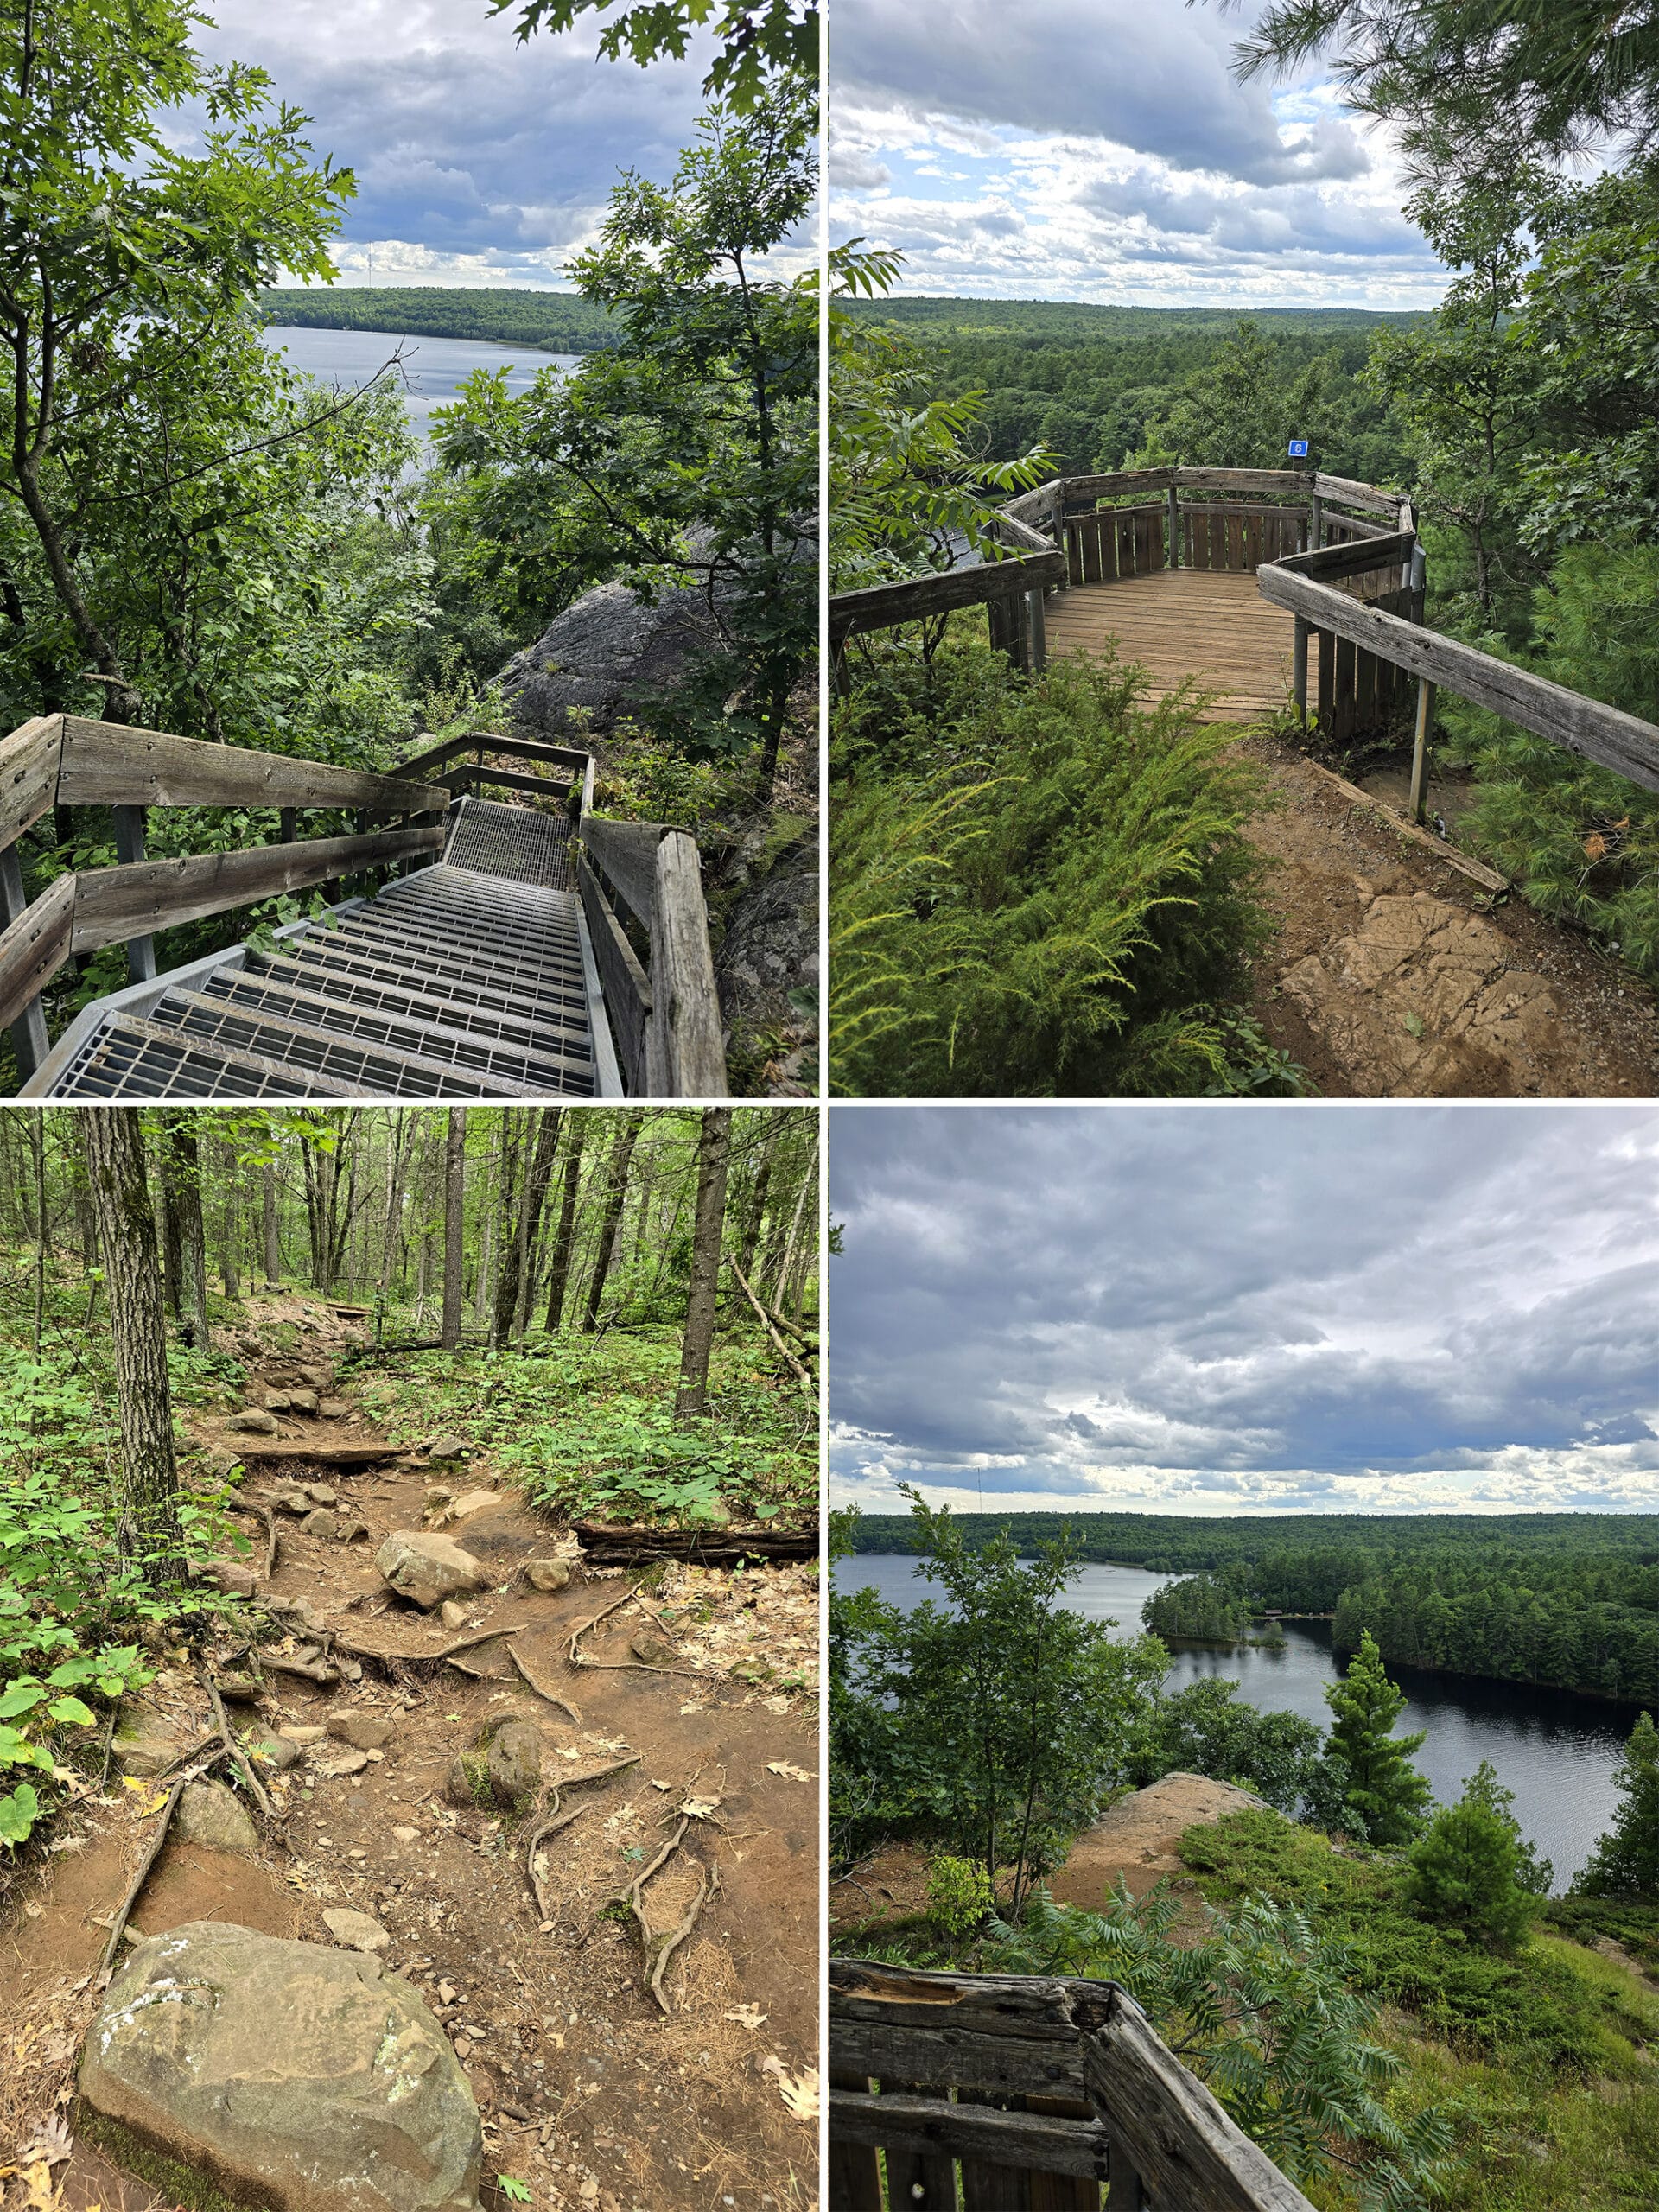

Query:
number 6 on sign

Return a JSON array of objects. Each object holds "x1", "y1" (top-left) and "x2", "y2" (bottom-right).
[{"x1": 1288, "y1": 438, "x2": 1310, "y2": 458}]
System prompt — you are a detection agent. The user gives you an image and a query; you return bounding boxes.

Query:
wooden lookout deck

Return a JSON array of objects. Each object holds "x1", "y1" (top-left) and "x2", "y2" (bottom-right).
[{"x1": 1044, "y1": 568, "x2": 1300, "y2": 721}]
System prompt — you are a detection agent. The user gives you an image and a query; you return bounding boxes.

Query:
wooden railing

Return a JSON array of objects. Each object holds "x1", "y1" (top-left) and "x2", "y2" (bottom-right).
[
  {"x1": 0, "y1": 714, "x2": 448, "y2": 1079},
  {"x1": 827, "y1": 466, "x2": 1412, "y2": 683},
  {"x1": 831, "y1": 1960, "x2": 1315, "y2": 2212},
  {"x1": 577, "y1": 815, "x2": 726, "y2": 1097}
]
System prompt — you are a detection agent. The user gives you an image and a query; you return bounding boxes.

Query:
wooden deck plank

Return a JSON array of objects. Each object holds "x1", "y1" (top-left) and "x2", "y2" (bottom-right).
[{"x1": 1044, "y1": 569, "x2": 1317, "y2": 724}]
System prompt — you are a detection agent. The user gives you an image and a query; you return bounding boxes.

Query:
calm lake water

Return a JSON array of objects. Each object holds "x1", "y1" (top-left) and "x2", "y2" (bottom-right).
[
  {"x1": 260, "y1": 323, "x2": 582, "y2": 438},
  {"x1": 842, "y1": 1554, "x2": 1641, "y2": 1891}
]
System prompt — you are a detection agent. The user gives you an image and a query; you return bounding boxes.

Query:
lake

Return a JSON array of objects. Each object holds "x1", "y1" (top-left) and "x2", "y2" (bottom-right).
[
  {"x1": 260, "y1": 323, "x2": 582, "y2": 438},
  {"x1": 842, "y1": 1554, "x2": 1641, "y2": 1891}
]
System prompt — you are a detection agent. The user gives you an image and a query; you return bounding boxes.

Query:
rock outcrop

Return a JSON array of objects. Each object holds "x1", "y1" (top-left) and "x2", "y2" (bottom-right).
[
  {"x1": 79, "y1": 1921, "x2": 480, "y2": 2212},
  {"x1": 498, "y1": 577, "x2": 726, "y2": 740},
  {"x1": 1050, "y1": 1771, "x2": 1269, "y2": 1907},
  {"x1": 376, "y1": 1531, "x2": 486, "y2": 1612}
]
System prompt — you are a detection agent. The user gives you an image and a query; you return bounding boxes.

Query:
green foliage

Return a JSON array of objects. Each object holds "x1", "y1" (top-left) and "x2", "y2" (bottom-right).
[
  {"x1": 988, "y1": 1881, "x2": 1453, "y2": 2209},
  {"x1": 1180, "y1": 1809, "x2": 1656, "y2": 2076},
  {"x1": 487, "y1": 0, "x2": 817, "y2": 111},
  {"x1": 1141, "y1": 1572, "x2": 1254, "y2": 1642},
  {"x1": 1128, "y1": 1676, "x2": 1329, "y2": 1819},
  {"x1": 262, "y1": 286, "x2": 615, "y2": 354},
  {"x1": 1407, "y1": 1763, "x2": 1540, "y2": 1949},
  {"x1": 1575, "y1": 1712, "x2": 1659, "y2": 1899},
  {"x1": 830, "y1": 642, "x2": 1275, "y2": 1096},
  {"x1": 830, "y1": 1494, "x2": 1166, "y2": 1904},
  {"x1": 355, "y1": 1331, "x2": 814, "y2": 1530},
  {"x1": 1325, "y1": 1632, "x2": 1433, "y2": 1847},
  {"x1": 925, "y1": 1854, "x2": 995, "y2": 1936}
]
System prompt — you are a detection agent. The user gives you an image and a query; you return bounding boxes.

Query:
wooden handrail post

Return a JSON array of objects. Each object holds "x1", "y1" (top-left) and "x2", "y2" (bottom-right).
[
  {"x1": 0, "y1": 842, "x2": 49, "y2": 1078},
  {"x1": 1309, "y1": 491, "x2": 1323, "y2": 550},
  {"x1": 111, "y1": 805, "x2": 156, "y2": 984},
  {"x1": 1027, "y1": 588, "x2": 1047, "y2": 673},
  {"x1": 1166, "y1": 481, "x2": 1180, "y2": 569},
  {"x1": 645, "y1": 830, "x2": 726, "y2": 1097},
  {"x1": 1052, "y1": 480, "x2": 1068, "y2": 582},
  {"x1": 1292, "y1": 618, "x2": 1310, "y2": 718},
  {"x1": 1409, "y1": 678, "x2": 1437, "y2": 823}
]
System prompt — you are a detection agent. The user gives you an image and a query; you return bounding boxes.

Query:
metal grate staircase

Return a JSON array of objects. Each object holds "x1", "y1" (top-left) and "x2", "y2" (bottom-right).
[{"x1": 25, "y1": 798, "x2": 618, "y2": 1099}]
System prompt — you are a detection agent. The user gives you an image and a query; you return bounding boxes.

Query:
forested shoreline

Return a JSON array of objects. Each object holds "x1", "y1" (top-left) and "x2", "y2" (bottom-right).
[
  {"x1": 259, "y1": 285, "x2": 617, "y2": 355},
  {"x1": 847, "y1": 1510, "x2": 1659, "y2": 1704}
]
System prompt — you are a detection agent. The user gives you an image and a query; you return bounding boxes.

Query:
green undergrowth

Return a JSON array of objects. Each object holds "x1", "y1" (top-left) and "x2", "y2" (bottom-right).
[
  {"x1": 1181, "y1": 1811, "x2": 1659, "y2": 2209},
  {"x1": 829, "y1": 635, "x2": 1306, "y2": 1096},
  {"x1": 353, "y1": 1325, "x2": 817, "y2": 1530}
]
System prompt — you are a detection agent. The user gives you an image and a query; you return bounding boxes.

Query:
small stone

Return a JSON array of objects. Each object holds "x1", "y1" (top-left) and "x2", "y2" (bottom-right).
[
  {"x1": 446, "y1": 1752, "x2": 487, "y2": 1808},
  {"x1": 440, "y1": 1600, "x2": 468, "y2": 1630},
  {"x1": 278, "y1": 1726, "x2": 327, "y2": 1745},
  {"x1": 630, "y1": 1633, "x2": 681, "y2": 1670},
  {"x1": 447, "y1": 1489, "x2": 499, "y2": 1522},
  {"x1": 262, "y1": 1390, "x2": 293, "y2": 1414},
  {"x1": 426, "y1": 1435, "x2": 470, "y2": 1463},
  {"x1": 486, "y1": 1720, "x2": 543, "y2": 1809},
  {"x1": 319, "y1": 1398, "x2": 351, "y2": 1420},
  {"x1": 525, "y1": 1560, "x2": 571, "y2": 1594},
  {"x1": 321, "y1": 1908, "x2": 389, "y2": 1954},
  {"x1": 229, "y1": 1409, "x2": 280, "y2": 1435},
  {"x1": 242, "y1": 1727, "x2": 300, "y2": 1773},
  {"x1": 424, "y1": 1486, "x2": 455, "y2": 1512},
  {"x1": 204, "y1": 1560, "x2": 258, "y2": 1599},
  {"x1": 174, "y1": 1778, "x2": 259, "y2": 1854},
  {"x1": 299, "y1": 1366, "x2": 328, "y2": 1389},
  {"x1": 327, "y1": 1712, "x2": 395, "y2": 1751},
  {"x1": 391, "y1": 1826, "x2": 419, "y2": 1845},
  {"x1": 289, "y1": 1389, "x2": 321, "y2": 1415},
  {"x1": 301, "y1": 1510, "x2": 340, "y2": 1541},
  {"x1": 321, "y1": 1749, "x2": 370, "y2": 1777},
  {"x1": 212, "y1": 1673, "x2": 264, "y2": 1703},
  {"x1": 273, "y1": 1486, "x2": 311, "y2": 1516},
  {"x1": 306, "y1": 1484, "x2": 339, "y2": 1507}
]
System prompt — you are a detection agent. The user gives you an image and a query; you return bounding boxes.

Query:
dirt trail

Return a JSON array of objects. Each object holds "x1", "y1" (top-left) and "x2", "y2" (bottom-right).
[
  {"x1": 1, "y1": 1300, "x2": 820, "y2": 2212},
  {"x1": 1242, "y1": 734, "x2": 1659, "y2": 1096}
]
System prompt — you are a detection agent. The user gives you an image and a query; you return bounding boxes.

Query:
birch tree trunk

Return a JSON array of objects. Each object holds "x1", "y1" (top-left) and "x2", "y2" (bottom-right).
[
  {"x1": 675, "y1": 1108, "x2": 733, "y2": 1422},
  {"x1": 79, "y1": 1109, "x2": 182, "y2": 1583}
]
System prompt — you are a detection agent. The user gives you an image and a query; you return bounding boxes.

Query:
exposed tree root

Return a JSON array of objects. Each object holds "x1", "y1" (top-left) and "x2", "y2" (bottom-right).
[
  {"x1": 204, "y1": 1676, "x2": 278, "y2": 1825},
  {"x1": 508, "y1": 1641, "x2": 582, "y2": 1726},
  {"x1": 566, "y1": 1586, "x2": 639, "y2": 1668}
]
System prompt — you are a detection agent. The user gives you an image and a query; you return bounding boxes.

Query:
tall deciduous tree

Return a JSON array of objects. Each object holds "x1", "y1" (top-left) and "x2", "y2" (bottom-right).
[
  {"x1": 491, "y1": 0, "x2": 817, "y2": 111},
  {"x1": 441, "y1": 1106, "x2": 467, "y2": 1351},
  {"x1": 582, "y1": 1112, "x2": 641, "y2": 1332},
  {"x1": 675, "y1": 1106, "x2": 732, "y2": 1421},
  {"x1": 159, "y1": 1115, "x2": 210, "y2": 1351},
  {"x1": 543, "y1": 1115, "x2": 588, "y2": 1332},
  {"x1": 79, "y1": 1108, "x2": 181, "y2": 1581}
]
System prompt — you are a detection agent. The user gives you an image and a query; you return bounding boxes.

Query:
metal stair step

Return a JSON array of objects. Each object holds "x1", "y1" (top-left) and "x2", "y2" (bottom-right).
[
  {"x1": 143, "y1": 990, "x2": 517, "y2": 1099},
  {"x1": 242, "y1": 948, "x2": 593, "y2": 1057}
]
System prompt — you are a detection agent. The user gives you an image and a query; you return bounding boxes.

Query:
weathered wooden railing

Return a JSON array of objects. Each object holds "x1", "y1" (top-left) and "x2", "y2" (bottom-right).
[
  {"x1": 831, "y1": 1960, "x2": 1315, "y2": 2212},
  {"x1": 1256, "y1": 532, "x2": 1659, "y2": 811},
  {"x1": 828, "y1": 466, "x2": 1412, "y2": 683},
  {"x1": 0, "y1": 714, "x2": 448, "y2": 1080},
  {"x1": 575, "y1": 814, "x2": 727, "y2": 1096}
]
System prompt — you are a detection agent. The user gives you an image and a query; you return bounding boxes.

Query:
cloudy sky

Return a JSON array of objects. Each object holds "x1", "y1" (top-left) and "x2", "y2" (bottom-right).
[
  {"x1": 830, "y1": 1107, "x2": 1659, "y2": 1519},
  {"x1": 830, "y1": 0, "x2": 1446, "y2": 307},
  {"x1": 188, "y1": 1, "x2": 724, "y2": 288}
]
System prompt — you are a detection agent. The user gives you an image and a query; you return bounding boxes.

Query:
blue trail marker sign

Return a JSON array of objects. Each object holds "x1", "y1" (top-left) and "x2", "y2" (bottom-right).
[{"x1": 1287, "y1": 438, "x2": 1310, "y2": 458}]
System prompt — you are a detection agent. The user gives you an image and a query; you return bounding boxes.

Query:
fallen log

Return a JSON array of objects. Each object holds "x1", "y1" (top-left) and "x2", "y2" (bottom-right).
[{"x1": 574, "y1": 1522, "x2": 817, "y2": 1566}]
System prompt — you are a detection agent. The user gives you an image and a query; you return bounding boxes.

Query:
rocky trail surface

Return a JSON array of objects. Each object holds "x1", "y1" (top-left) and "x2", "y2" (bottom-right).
[
  {"x1": 1242, "y1": 734, "x2": 1659, "y2": 1096},
  {"x1": 2, "y1": 1300, "x2": 820, "y2": 2212}
]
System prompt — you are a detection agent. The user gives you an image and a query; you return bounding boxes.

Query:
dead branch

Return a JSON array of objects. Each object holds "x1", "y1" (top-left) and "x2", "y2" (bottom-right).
[
  {"x1": 333, "y1": 1622, "x2": 524, "y2": 1669},
  {"x1": 261, "y1": 1653, "x2": 338, "y2": 1686},
  {"x1": 507, "y1": 1642, "x2": 582, "y2": 1726},
  {"x1": 525, "y1": 1801, "x2": 583, "y2": 1922},
  {"x1": 99, "y1": 1763, "x2": 209, "y2": 1974},
  {"x1": 728, "y1": 1258, "x2": 814, "y2": 1398}
]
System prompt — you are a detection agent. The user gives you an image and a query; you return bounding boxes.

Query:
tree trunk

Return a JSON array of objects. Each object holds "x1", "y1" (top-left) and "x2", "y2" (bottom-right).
[
  {"x1": 79, "y1": 1109, "x2": 182, "y2": 1582},
  {"x1": 582, "y1": 1113, "x2": 641, "y2": 1333},
  {"x1": 442, "y1": 1107, "x2": 467, "y2": 1350},
  {"x1": 161, "y1": 1116, "x2": 211, "y2": 1351},
  {"x1": 486, "y1": 1113, "x2": 525, "y2": 1350},
  {"x1": 543, "y1": 1116, "x2": 588, "y2": 1333},
  {"x1": 217, "y1": 1137, "x2": 240, "y2": 1300},
  {"x1": 498, "y1": 1109, "x2": 563, "y2": 1346},
  {"x1": 675, "y1": 1109, "x2": 733, "y2": 1422},
  {"x1": 263, "y1": 1160, "x2": 282, "y2": 1286}
]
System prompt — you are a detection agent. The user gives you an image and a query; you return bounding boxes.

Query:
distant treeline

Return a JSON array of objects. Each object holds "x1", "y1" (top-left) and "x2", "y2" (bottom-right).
[
  {"x1": 849, "y1": 1511, "x2": 1659, "y2": 1705},
  {"x1": 259, "y1": 287, "x2": 617, "y2": 353},
  {"x1": 843, "y1": 293, "x2": 1426, "y2": 484}
]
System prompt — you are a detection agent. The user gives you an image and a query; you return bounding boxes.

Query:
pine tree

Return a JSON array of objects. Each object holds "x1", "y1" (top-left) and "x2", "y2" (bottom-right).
[
  {"x1": 1407, "y1": 1763, "x2": 1535, "y2": 1948},
  {"x1": 1322, "y1": 1630, "x2": 1433, "y2": 1845},
  {"x1": 1575, "y1": 1712, "x2": 1659, "y2": 1897}
]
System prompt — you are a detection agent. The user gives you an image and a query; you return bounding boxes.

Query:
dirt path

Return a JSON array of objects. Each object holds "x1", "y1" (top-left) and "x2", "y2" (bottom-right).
[
  {"x1": 1241, "y1": 733, "x2": 1659, "y2": 1096},
  {"x1": 1, "y1": 1301, "x2": 820, "y2": 2212}
]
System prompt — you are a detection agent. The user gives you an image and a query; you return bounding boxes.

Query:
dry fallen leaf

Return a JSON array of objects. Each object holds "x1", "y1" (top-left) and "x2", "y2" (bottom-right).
[
  {"x1": 761, "y1": 2058, "x2": 819, "y2": 2122},
  {"x1": 766, "y1": 1762, "x2": 813, "y2": 1783},
  {"x1": 724, "y1": 2004, "x2": 767, "y2": 2031}
]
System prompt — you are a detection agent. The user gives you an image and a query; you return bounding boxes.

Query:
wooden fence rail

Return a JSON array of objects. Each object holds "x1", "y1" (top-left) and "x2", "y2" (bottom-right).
[
  {"x1": 578, "y1": 815, "x2": 727, "y2": 1097},
  {"x1": 830, "y1": 1960, "x2": 1316, "y2": 2212}
]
